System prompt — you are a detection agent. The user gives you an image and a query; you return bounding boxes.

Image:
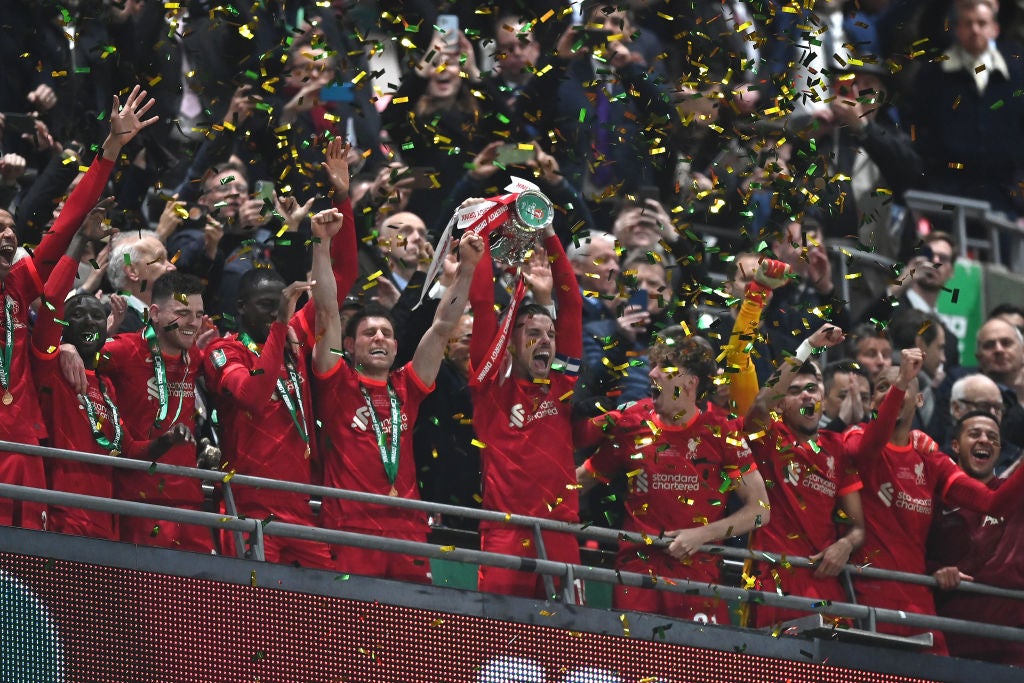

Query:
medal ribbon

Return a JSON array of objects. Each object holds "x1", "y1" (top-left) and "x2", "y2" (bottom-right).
[
  {"x1": 142, "y1": 323, "x2": 184, "y2": 428},
  {"x1": 238, "y1": 332, "x2": 309, "y2": 445},
  {"x1": 81, "y1": 382, "x2": 123, "y2": 455},
  {"x1": 0, "y1": 294, "x2": 12, "y2": 394},
  {"x1": 359, "y1": 383, "x2": 401, "y2": 485}
]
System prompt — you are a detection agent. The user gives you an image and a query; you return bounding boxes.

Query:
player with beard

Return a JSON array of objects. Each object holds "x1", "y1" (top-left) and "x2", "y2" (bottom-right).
[
  {"x1": 0, "y1": 85, "x2": 158, "y2": 529},
  {"x1": 744, "y1": 324, "x2": 899, "y2": 628},
  {"x1": 312, "y1": 209, "x2": 484, "y2": 582},
  {"x1": 468, "y1": 220, "x2": 584, "y2": 600},
  {"x1": 849, "y1": 353, "x2": 1024, "y2": 654},
  {"x1": 32, "y1": 231, "x2": 193, "y2": 540},
  {"x1": 98, "y1": 271, "x2": 212, "y2": 552},
  {"x1": 576, "y1": 331, "x2": 770, "y2": 623},
  {"x1": 929, "y1": 411, "x2": 1024, "y2": 665}
]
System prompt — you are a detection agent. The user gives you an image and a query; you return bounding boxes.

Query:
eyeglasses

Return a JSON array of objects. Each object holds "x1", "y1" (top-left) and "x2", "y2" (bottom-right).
[{"x1": 958, "y1": 398, "x2": 1004, "y2": 415}]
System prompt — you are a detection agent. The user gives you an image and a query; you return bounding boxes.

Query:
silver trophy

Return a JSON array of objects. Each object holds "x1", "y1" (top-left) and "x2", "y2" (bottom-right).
[{"x1": 488, "y1": 189, "x2": 555, "y2": 265}]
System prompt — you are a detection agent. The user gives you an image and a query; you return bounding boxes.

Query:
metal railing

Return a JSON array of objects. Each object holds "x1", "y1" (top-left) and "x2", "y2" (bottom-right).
[
  {"x1": 2, "y1": 438, "x2": 1022, "y2": 646},
  {"x1": 903, "y1": 189, "x2": 1024, "y2": 268}
]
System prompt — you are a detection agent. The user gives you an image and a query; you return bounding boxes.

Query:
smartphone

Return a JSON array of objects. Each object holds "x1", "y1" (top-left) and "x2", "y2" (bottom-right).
[
  {"x1": 393, "y1": 166, "x2": 440, "y2": 190},
  {"x1": 254, "y1": 180, "x2": 275, "y2": 203},
  {"x1": 436, "y1": 14, "x2": 460, "y2": 50},
  {"x1": 635, "y1": 185, "x2": 660, "y2": 203},
  {"x1": 3, "y1": 113, "x2": 35, "y2": 136},
  {"x1": 627, "y1": 289, "x2": 648, "y2": 310},
  {"x1": 571, "y1": 26, "x2": 612, "y2": 48},
  {"x1": 494, "y1": 143, "x2": 535, "y2": 166},
  {"x1": 320, "y1": 83, "x2": 355, "y2": 103}
]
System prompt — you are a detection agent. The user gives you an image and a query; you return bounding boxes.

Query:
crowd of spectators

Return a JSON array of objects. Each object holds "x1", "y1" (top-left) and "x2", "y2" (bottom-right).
[{"x1": 2, "y1": 0, "x2": 1024, "y2": 666}]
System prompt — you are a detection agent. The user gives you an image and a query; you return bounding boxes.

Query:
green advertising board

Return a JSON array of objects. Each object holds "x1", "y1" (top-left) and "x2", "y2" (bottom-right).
[{"x1": 936, "y1": 258, "x2": 985, "y2": 367}]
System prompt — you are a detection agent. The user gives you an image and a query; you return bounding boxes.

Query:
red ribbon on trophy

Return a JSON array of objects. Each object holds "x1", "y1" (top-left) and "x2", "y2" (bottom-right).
[{"x1": 417, "y1": 178, "x2": 555, "y2": 384}]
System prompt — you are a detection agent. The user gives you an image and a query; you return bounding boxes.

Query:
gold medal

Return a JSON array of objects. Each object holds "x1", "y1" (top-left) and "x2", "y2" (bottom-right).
[
  {"x1": 388, "y1": 486, "x2": 399, "y2": 497},
  {"x1": 2, "y1": 391, "x2": 12, "y2": 406},
  {"x1": 304, "y1": 445, "x2": 311, "y2": 459}
]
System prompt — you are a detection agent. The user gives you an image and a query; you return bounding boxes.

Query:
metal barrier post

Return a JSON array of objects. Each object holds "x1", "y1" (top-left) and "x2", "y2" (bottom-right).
[
  {"x1": 220, "y1": 481, "x2": 249, "y2": 560},
  {"x1": 250, "y1": 520, "x2": 266, "y2": 562},
  {"x1": 563, "y1": 563, "x2": 577, "y2": 604},
  {"x1": 532, "y1": 523, "x2": 558, "y2": 600}
]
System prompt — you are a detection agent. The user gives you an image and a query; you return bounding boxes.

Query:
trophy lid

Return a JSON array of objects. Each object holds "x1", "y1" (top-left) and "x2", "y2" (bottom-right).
[{"x1": 513, "y1": 190, "x2": 554, "y2": 232}]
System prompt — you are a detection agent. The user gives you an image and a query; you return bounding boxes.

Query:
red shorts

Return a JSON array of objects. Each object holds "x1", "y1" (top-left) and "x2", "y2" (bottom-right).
[
  {"x1": 264, "y1": 535, "x2": 333, "y2": 570},
  {"x1": 615, "y1": 553, "x2": 731, "y2": 624},
  {"x1": 47, "y1": 505, "x2": 116, "y2": 541},
  {"x1": 0, "y1": 450, "x2": 46, "y2": 530},
  {"x1": 332, "y1": 528, "x2": 430, "y2": 584},
  {"x1": 478, "y1": 527, "x2": 582, "y2": 602},
  {"x1": 753, "y1": 565, "x2": 849, "y2": 629},
  {"x1": 119, "y1": 513, "x2": 215, "y2": 554},
  {"x1": 856, "y1": 578, "x2": 948, "y2": 655}
]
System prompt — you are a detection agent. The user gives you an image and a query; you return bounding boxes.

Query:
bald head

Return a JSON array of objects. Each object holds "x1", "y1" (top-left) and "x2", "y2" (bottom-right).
[
  {"x1": 377, "y1": 211, "x2": 428, "y2": 280},
  {"x1": 950, "y1": 372, "x2": 1005, "y2": 422}
]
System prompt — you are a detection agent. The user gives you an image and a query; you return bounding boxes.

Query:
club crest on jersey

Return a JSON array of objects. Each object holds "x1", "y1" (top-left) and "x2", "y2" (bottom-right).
[{"x1": 914, "y1": 461, "x2": 926, "y2": 485}]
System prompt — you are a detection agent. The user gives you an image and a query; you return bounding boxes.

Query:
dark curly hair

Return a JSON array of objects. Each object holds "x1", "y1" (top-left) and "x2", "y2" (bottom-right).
[{"x1": 649, "y1": 327, "x2": 718, "y2": 401}]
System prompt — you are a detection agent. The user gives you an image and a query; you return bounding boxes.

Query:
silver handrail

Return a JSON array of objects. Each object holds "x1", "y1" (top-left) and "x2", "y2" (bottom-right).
[{"x1": 2, "y1": 439, "x2": 1023, "y2": 640}]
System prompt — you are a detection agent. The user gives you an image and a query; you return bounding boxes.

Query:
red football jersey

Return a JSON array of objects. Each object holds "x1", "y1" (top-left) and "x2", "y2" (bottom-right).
[
  {"x1": 746, "y1": 385, "x2": 903, "y2": 625},
  {"x1": 0, "y1": 258, "x2": 46, "y2": 443},
  {"x1": 848, "y1": 430, "x2": 965, "y2": 653},
  {"x1": 100, "y1": 332, "x2": 203, "y2": 507},
  {"x1": 584, "y1": 400, "x2": 756, "y2": 579},
  {"x1": 850, "y1": 431, "x2": 965, "y2": 577},
  {"x1": 204, "y1": 321, "x2": 317, "y2": 523},
  {"x1": 931, "y1": 476, "x2": 1024, "y2": 665},
  {"x1": 315, "y1": 360, "x2": 432, "y2": 533},
  {"x1": 35, "y1": 363, "x2": 122, "y2": 539},
  {"x1": 471, "y1": 371, "x2": 579, "y2": 524}
]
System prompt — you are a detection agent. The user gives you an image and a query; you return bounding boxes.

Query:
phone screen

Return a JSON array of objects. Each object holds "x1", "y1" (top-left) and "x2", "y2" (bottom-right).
[
  {"x1": 436, "y1": 14, "x2": 460, "y2": 49},
  {"x1": 628, "y1": 289, "x2": 648, "y2": 310},
  {"x1": 3, "y1": 113, "x2": 35, "y2": 136},
  {"x1": 494, "y1": 144, "x2": 535, "y2": 166},
  {"x1": 254, "y1": 180, "x2": 275, "y2": 203}
]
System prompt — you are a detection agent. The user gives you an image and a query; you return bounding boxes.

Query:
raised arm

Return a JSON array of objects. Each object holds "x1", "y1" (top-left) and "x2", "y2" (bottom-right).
[
  {"x1": 727, "y1": 258, "x2": 790, "y2": 416},
  {"x1": 206, "y1": 281, "x2": 312, "y2": 412},
  {"x1": 310, "y1": 209, "x2": 344, "y2": 376},
  {"x1": 412, "y1": 233, "x2": 483, "y2": 386},
  {"x1": 846, "y1": 349, "x2": 923, "y2": 459},
  {"x1": 32, "y1": 256, "x2": 80, "y2": 357},
  {"x1": 469, "y1": 237, "x2": 498, "y2": 369},
  {"x1": 293, "y1": 141, "x2": 359, "y2": 342},
  {"x1": 547, "y1": 228, "x2": 582, "y2": 360},
  {"x1": 322, "y1": 137, "x2": 359, "y2": 301},
  {"x1": 34, "y1": 204, "x2": 114, "y2": 357},
  {"x1": 746, "y1": 323, "x2": 845, "y2": 430},
  {"x1": 34, "y1": 86, "x2": 158, "y2": 278}
]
